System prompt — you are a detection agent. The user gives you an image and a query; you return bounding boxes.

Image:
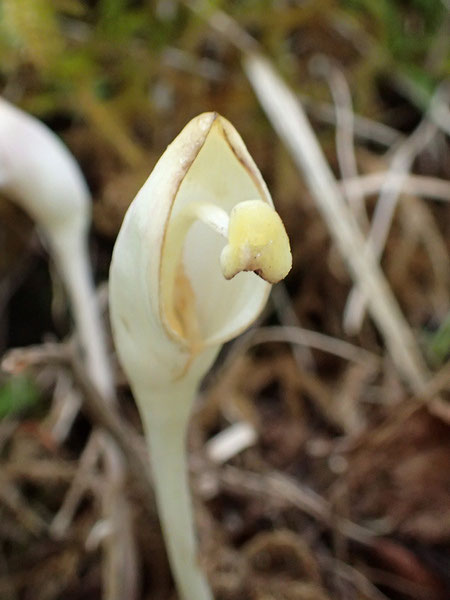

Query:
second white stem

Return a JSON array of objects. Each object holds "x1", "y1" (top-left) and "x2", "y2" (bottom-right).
[{"x1": 51, "y1": 228, "x2": 115, "y2": 401}]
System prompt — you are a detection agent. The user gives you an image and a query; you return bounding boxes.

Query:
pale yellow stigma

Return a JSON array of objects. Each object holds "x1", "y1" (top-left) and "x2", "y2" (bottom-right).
[{"x1": 220, "y1": 200, "x2": 292, "y2": 284}]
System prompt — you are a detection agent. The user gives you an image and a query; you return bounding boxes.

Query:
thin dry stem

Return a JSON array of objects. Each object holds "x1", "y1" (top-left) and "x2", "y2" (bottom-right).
[
  {"x1": 398, "y1": 196, "x2": 450, "y2": 314},
  {"x1": 2, "y1": 343, "x2": 142, "y2": 600},
  {"x1": 338, "y1": 173, "x2": 450, "y2": 203},
  {"x1": 240, "y1": 51, "x2": 429, "y2": 393},
  {"x1": 343, "y1": 117, "x2": 438, "y2": 334},
  {"x1": 247, "y1": 325, "x2": 379, "y2": 367},
  {"x1": 0, "y1": 478, "x2": 47, "y2": 535},
  {"x1": 270, "y1": 284, "x2": 316, "y2": 371},
  {"x1": 428, "y1": 80, "x2": 450, "y2": 136},
  {"x1": 1, "y1": 342, "x2": 155, "y2": 507},
  {"x1": 203, "y1": 465, "x2": 376, "y2": 547},
  {"x1": 326, "y1": 557, "x2": 390, "y2": 600},
  {"x1": 301, "y1": 94, "x2": 403, "y2": 147},
  {"x1": 310, "y1": 55, "x2": 368, "y2": 228}
]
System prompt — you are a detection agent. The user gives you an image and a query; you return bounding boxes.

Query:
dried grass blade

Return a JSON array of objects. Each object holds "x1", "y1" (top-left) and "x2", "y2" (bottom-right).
[{"x1": 242, "y1": 52, "x2": 429, "y2": 393}]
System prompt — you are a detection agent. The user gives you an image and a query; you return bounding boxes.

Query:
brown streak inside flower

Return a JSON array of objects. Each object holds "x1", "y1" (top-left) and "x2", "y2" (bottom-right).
[
  {"x1": 158, "y1": 113, "x2": 218, "y2": 340},
  {"x1": 220, "y1": 122, "x2": 268, "y2": 201},
  {"x1": 174, "y1": 265, "x2": 200, "y2": 341},
  {"x1": 169, "y1": 263, "x2": 203, "y2": 378}
]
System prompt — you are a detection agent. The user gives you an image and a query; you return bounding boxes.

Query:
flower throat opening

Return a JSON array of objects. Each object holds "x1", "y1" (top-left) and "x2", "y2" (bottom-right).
[{"x1": 161, "y1": 199, "x2": 292, "y2": 343}]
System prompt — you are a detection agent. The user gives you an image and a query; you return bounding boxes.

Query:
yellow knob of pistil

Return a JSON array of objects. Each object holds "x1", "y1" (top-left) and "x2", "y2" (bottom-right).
[{"x1": 220, "y1": 200, "x2": 292, "y2": 284}]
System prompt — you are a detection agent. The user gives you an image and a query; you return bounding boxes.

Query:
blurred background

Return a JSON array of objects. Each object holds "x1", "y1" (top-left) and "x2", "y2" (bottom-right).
[{"x1": 0, "y1": 1, "x2": 449, "y2": 599}]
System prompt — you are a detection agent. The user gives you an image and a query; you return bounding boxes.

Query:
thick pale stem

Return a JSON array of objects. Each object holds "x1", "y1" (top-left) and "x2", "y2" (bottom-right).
[
  {"x1": 51, "y1": 229, "x2": 115, "y2": 401},
  {"x1": 140, "y1": 384, "x2": 213, "y2": 600}
]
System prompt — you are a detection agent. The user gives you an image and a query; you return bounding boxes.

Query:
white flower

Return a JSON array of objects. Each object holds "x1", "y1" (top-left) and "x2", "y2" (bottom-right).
[
  {"x1": 110, "y1": 111, "x2": 291, "y2": 393},
  {"x1": 109, "y1": 112, "x2": 291, "y2": 600}
]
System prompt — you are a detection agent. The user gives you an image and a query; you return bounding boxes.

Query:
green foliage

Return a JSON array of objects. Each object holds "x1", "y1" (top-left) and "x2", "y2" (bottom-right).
[
  {"x1": 427, "y1": 313, "x2": 450, "y2": 367},
  {"x1": 0, "y1": 0, "x2": 447, "y2": 167},
  {"x1": 341, "y1": 0, "x2": 448, "y2": 84},
  {"x1": 0, "y1": 375, "x2": 40, "y2": 419},
  {"x1": 0, "y1": 0, "x2": 63, "y2": 69}
]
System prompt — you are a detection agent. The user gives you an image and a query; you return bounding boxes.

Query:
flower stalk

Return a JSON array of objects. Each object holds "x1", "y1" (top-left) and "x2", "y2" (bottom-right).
[{"x1": 140, "y1": 379, "x2": 213, "y2": 600}]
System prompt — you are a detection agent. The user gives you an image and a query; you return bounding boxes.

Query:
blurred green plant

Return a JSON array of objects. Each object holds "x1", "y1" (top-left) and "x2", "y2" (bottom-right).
[
  {"x1": 0, "y1": 0, "x2": 448, "y2": 170},
  {"x1": 342, "y1": 0, "x2": 448, "y2": 91},
  {"x1": 0, "y1": 374, "x2": 40, "y2": 418},
  {"x1": 427, "y1": 313, "x2": 450, "y2": 367}
]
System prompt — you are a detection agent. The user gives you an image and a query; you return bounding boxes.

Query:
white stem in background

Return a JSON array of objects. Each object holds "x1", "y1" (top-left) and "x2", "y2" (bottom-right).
[
  {"x1": 139, "y1": 382, "x2": 212, "y2": 600},
  {"x1": 0, "y1": 97, "x2": 115, "y2": 401},
  {"x1": 51, "y1": 229, "x2": 114, "y2": 400}
]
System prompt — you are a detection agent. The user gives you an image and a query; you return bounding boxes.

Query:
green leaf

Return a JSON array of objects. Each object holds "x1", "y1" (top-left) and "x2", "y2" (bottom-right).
[
  {"x1": 428, "y1": 313, "x2": 450, "y2": 367},
  {"x1": 0, "y1": 375, "x2": 40, "y2": 419}
]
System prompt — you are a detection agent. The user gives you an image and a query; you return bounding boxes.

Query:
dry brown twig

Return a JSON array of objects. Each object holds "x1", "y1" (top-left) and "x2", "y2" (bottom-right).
[
  {"x1": 196, "y1": 9, "x2": 430, "y2": 395},
  {"x1": 300, "y1": 94, "x2": 404, "y2": 147},
  {"x1": 4, "y1": 458, "x2": 77, "y2": 483},
  {"x1": 1, "y1": 342, "x2": 155, "y2": 508},
  {"x1": 339, "y1": 173, "x2": 450, "y2": 203},
  {"x1": 0, "y1": 477, "x2": 47, "y2": 536},
  {"x1": 202, "y1": 464, "x2": 377, "y2": 547},
  {"x1": 270, "y1": 284, "x2": 316, "y2": 372},
  {"x1": 243, "y1": 55, "x2": 429, "y2": 391},
  {"x1": 324, "y1": 557, "x2": 391, "y2": 600},
  {"x1": 1, "y1": 342, "x2": 150, "y2": 599},
  {"x1": 364, "y1": 566, "x2": 446, "y2": 600},
  {"x1": 45, "y1": 370, "x2": 82, "y2": 443},
  {"x1": 247, "y1": 325, "x2": 380, "y2": 368},
  {"x1": 343, "y1": 116, "x2": 438, "y2": 334},
  {"x1": 309, "y1": 54, "x2": 369, "y2": 229},
  {"x1": 397, "y1": 196, "x2": 450, "y2": 315}
]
